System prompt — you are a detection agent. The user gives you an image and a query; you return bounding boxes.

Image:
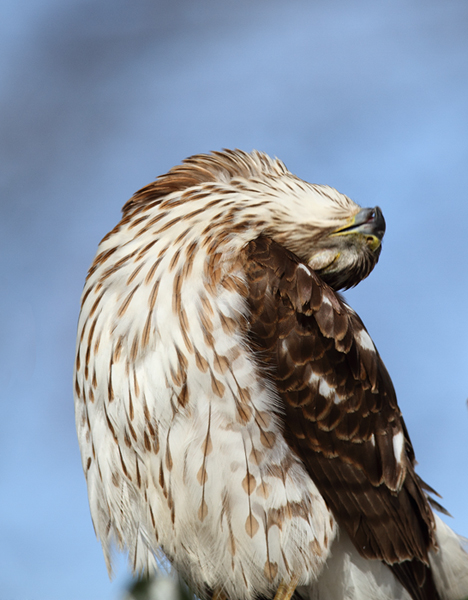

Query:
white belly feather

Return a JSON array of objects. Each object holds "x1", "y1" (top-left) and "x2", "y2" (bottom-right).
[{"x1": 75, "y1": 236, "x2": 336, "y2": 600}]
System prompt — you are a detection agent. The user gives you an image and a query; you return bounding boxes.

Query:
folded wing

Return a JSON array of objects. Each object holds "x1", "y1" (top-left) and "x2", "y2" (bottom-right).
[{"x1": 243, "y1": 236, "x2": 438, "y2": 600}]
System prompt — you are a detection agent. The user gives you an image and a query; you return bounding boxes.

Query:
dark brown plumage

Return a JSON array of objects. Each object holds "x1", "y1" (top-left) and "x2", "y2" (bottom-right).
[{"x1": 242, "y1": 236, "x2": 438, "y2": 600}]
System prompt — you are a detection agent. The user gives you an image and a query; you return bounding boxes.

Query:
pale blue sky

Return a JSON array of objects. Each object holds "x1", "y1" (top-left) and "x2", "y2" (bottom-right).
[{"x1": 1, "y1": 1, "x2": 467, "y2": 598}]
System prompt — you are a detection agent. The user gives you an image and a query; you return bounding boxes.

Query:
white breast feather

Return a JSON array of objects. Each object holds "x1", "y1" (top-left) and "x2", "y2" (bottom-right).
[{"x1": 74, "y1": 191, "x2": 336, "y2": 599}]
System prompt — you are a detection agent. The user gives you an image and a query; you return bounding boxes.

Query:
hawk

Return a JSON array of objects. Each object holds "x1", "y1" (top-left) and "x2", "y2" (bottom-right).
[{"x1": 74, "y1": 150, "x2": 468, "y2": 600}]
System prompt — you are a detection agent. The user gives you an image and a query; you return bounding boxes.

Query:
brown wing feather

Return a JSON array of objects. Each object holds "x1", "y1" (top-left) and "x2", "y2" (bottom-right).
[{"x1": 242, "y1": 236, "x2": 439, "y2": 600}]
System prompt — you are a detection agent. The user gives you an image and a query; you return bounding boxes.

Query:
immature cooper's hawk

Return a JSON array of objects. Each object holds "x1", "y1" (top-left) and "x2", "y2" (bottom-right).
[{"x1": 74, "y1": 150, "x2": 468, "y2": 600}]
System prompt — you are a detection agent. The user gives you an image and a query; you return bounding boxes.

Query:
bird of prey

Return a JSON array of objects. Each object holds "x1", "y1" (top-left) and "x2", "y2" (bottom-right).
[{"x1": 74, "y1": 149, "x2": 468, "y2": 600}]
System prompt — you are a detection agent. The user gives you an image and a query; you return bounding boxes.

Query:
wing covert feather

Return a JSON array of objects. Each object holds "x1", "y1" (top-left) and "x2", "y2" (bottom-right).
[{"x1": 242, "y1": 236, "x2": 438, "y2": 600}]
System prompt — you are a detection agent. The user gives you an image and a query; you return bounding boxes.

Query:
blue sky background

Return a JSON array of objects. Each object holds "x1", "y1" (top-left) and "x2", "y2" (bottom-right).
[{"x1": 1, "y1": 1, "x2": 467, "y2": 599}]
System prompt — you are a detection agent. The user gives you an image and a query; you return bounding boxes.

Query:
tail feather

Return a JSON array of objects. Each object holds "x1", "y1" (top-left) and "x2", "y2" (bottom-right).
[
  {"x1": 429, "y1": 515, "x2": 468, "y2": 600},
  {"x1": 306, "y1": 529, "x2": 412, "y2": 600},
  {"x1": 305, "y1": 517, "x2": 468, "y2": 600}
]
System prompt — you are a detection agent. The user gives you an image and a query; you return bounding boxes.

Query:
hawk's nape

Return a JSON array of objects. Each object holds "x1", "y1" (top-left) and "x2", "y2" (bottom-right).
[{"x1": 74, "y1": 149, "x2": 468, "y2": 600}]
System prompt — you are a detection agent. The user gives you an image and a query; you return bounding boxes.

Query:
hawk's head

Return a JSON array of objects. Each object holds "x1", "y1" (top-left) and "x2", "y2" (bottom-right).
[
  {"x1": 124, "y1": 149, "x2": 385, "y2": 291},
  {"x1": 304, "y1": 204, "x2": 385, "y2": 291}
]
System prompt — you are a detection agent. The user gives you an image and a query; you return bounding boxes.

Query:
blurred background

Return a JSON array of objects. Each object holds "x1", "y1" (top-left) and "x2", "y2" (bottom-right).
[{"x1": 1, "y1": 1, "x2": 467, "y2": 598}]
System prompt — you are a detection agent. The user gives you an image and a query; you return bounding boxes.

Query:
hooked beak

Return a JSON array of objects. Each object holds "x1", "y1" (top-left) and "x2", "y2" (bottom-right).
[{"x1": 331, "y1": 206, "x2": 386, "y2": 251}]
